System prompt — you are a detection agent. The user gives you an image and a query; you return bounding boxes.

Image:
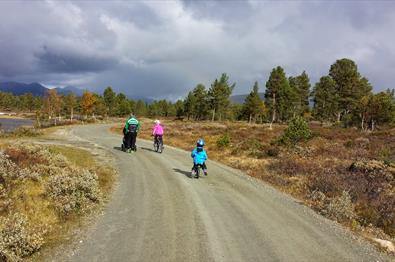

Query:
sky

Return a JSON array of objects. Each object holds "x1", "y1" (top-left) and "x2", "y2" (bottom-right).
[{"x1": 0, "y1": 0, "x2": 394, "y2": 100}]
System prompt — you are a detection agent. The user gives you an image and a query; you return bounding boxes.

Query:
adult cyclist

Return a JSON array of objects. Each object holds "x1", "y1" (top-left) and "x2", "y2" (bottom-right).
[{"x1": 124, "y1": 113, "x2": 140, "y2": 152}]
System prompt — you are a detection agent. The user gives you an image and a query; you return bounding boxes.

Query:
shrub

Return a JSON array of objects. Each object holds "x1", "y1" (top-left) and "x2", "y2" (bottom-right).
[
  {"x1": 0, "y1": 127, "x2": 42, "y2": 138},
  {"x1": 266, "y1": 147, "x2": 279, "y2": 157},
  {"x1": 327, "y1": 191, "x2": 355, "y2": 223},
  {"x1": 216, "y1": 134, "x2": 231, "y2": 148},
  {"x1": 279, "y1": 116, "x2": 312, "y2": 146},
  {"x1": 0, "y1": 213, "x2": 45, "y2": 259},
  {"x1": 46, "y1": 168, "x2": 100, "y2": 216}
]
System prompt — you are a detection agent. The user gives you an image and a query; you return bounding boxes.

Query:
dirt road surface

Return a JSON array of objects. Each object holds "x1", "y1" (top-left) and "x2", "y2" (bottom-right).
[{"x1": 50, "y1": 124, "x2": 388, "y2": 262}]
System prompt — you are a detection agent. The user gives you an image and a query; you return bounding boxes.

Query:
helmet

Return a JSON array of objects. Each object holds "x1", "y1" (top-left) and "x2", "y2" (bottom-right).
[
  {"x1": 154, "y1": 119, "x2": 160, "y2": 124},
  {"x1": 197, "y1": 138, "x2": 205, "y2": 147}
]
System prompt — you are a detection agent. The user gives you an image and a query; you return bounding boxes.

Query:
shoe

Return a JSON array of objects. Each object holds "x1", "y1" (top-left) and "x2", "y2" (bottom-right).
[{"x1": 128, "y1": 148, "x2": 132, "y2": 153}]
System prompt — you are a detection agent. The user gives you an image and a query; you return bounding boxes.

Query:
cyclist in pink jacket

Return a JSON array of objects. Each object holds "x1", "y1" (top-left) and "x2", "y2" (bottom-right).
[{"x1": 152, "y1": 120, "x2": 164, "y2": 149}]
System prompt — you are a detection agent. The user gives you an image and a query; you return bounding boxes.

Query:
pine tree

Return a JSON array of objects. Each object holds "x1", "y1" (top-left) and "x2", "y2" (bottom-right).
[
  {"x1": 289, "y1": 71, "x2": 311, "y2": 116},
  {"x1": 135, "y1": 100, "x2": 147, "y2": 117},
  {"x1": 265, "y1": 66, "x2": 292, "y2": 126},
  {"x1": 312, "y1": 76, "x2": 338, "y2": 123},
  {"x1": 242, "y1": 81, "x2": 266, "y2": 123},
  {"x1": 115, "y1": 93, "x2": 131, "y2": 117},
  {"x1": 364, "y1": 91, "x2": 395, "y2": 130},
  {"x1": 208, "y1": 73, "x2": 235, "y2": 121},
  {"x1": 183, "y1": 91, "x2": 196, "y2": 120},
  {"x1": 329, "y1": 58, "x2": 372, "y2": 122},
  {"x1": 174, "y1": 99, "x2": 184, "y2": 119},
  {"x1": 103, "y1": 86, "x2": 116, "y2": 116},
  {"x1": 192, "y1": 84, "x2": 209, "y2": 120}
]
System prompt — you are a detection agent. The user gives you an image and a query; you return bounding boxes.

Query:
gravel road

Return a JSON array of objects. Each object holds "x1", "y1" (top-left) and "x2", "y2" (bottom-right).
[{"x1": 53, "y1": 124, "x2": 388, "y2": 262}]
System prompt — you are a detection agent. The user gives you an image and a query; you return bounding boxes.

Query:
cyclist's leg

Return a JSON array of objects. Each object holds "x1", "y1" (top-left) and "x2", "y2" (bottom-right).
[
  {"x1": 191, "y1": 163, "x2": 197, "y2": 175},
  {"x1": 202, "y1": 162, "x2": 208, "y2": 175},
  {"x1": 131, "y1": 132, "x2": 137, "y2": 151},
  {"x1": 126, "y1": 132, "x2": 133, "y2": 152}
]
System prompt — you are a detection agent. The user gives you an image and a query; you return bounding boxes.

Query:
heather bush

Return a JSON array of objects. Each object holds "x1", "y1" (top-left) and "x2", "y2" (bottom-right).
[
  {"x1": 327, "y1": 191, "x2": 356, "y2": 223},
  {"x1": 216, "y1": 133, "x2": 231, "y2": 149},
  {"x1": 0, "y1": 143, "x2": 108, "y2": 260},
  {"x1": 0, "y1": 127, "x2": 42, "y2": 138},
  {"x1": 279, "y1": 116, "x2": 312, "y2": 146},
  {"x1": 0, "y1": 213, "x2": 45, "y2": 259},
  {"x1": 266, "y1": 146, "x2": 279, "y2": 157},
  {"x1": 46, "y1": 168, "x2": 100, "y2": 216},
  {"x1": 0, "y1": 152, "x2": 35, "y2": 181}
]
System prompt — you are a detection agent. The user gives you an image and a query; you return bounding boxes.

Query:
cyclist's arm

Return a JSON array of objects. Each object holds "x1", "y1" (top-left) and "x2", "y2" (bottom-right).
[{"x1": 124, "y1": 120, "x2": 129, "y2": 131}]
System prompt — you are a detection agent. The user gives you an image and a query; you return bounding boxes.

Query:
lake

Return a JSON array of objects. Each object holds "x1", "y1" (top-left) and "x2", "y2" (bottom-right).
[{"x1": 0, "y1": 118, "x2": 34, "y2": 131}]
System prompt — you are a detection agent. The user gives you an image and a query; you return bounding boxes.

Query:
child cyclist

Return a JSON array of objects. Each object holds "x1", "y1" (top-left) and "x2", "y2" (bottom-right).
[
  {"x1": 152, "y1": 120, "x2": 164, "y2": 147},
  {"x1": 191, "y1": 139, "x2": 208, "y2": 178}
]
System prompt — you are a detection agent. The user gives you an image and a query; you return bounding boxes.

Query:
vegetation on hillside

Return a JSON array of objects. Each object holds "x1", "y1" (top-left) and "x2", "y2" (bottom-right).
[{"x1": 0, "y1": 144, "x2": 115, "y2": 261}]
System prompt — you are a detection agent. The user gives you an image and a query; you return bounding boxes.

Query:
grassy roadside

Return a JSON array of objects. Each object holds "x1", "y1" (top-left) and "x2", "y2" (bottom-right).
[
  {"x1": 113, "y1": 118, "x2": 394, "y2": 253},
  {"x1": 0, "y1": 141, "x2": 116, "y2": 261}
]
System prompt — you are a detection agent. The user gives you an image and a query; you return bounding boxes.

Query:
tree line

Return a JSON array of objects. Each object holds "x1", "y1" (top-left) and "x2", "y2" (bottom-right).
[
  {"x1": 0, "y1": 58, "x2": 394, "y2": 130},
  {"x1": 181, "y1": 58, "x2": 395, "y2": 130},
  {"x1": 0, "y1": 88, "x2": 181, "y2": 124}
]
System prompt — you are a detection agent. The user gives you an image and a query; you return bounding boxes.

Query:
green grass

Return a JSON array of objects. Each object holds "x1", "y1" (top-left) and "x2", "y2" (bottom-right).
[{"x1": 48, "y1": 146, "x2": 95, "y2": 169}]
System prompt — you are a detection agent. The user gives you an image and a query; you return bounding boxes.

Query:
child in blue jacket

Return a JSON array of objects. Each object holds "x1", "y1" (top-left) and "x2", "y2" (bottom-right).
[{"x1": 191, "y1": 139, "x2": 208, "y2": 177}]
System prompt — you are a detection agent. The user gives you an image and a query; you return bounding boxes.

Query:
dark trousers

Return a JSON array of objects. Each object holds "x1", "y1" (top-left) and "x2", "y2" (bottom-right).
[
  {"x1": 192, "y1": 162, "x2": 207, "y2": 171},
  {"x1": 126, "y1": 132, "x2": 137, "y2": 150},
  {"x1": 154, "y1": 135, "x2": 163, "y2": 145}
]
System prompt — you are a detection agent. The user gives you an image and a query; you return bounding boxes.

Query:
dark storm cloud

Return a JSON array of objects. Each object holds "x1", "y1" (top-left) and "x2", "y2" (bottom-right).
[
  {"x1": 36, "y1": 46, "x2": 118, "y2": 73},
  {"x1": 0, "y1": 1, "x2": 394, "y2": 98}
]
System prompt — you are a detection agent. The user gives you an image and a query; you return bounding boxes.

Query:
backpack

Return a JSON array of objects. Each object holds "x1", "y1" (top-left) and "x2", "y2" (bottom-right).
[{"x1": 128, "y1": 124, "x2": 137, "y2": 133}]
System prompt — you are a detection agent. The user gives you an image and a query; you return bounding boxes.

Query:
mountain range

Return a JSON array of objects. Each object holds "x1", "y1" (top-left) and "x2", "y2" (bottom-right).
[
  {"x1": 0, "y1": 82, "x2": 155, "y2": 103},
  {"x1": 0, "y1": 82, "x2": 84, "y2": 97},
  {"x1": 230, "y1": 93, "x2": 265, "y2": 104}
]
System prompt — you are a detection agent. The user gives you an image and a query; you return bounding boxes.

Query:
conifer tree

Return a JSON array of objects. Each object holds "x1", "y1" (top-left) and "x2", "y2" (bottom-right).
[
  {"x1": 103, "y1": 86, "x2": 116, "y2": 116},
  {"x1": 208, "y1": 73, "x2": 235, "y2": 121},
  {"x1": 265, "y1": 66, "x2": 292, "y2": 126},
  {"x1": 242, "y1": 81, "x2": 266, "y2": 123},
  {"x1": 312, "y1": 76, "x2": 338, "y2": 123}
]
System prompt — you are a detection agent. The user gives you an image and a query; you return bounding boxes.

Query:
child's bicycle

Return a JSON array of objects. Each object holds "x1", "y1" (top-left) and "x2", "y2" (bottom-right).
[
  {"x1": 153, "y1": 136, "x2": 164, "y2": 153},
  {"x1": 191, "y1": 164, "x2": 207, "y2": 179}
]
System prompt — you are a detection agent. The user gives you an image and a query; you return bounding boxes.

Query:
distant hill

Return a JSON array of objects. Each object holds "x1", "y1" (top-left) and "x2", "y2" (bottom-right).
[
  {"x1": 230, "y1": 92, "x2": 265, "y2": 104},
  {"x1": 0, "y1": 82, "x2": 83, "y2": 97},
  {"x1": 0, "y1": 82, "x2": 48, "y2": 96}
]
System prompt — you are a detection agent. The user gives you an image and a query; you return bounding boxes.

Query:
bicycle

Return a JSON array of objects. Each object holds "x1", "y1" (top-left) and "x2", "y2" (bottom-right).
[
  {"x1": 191, "y1": 164, "x2": 207, "y2": 179},
  {"x1": 153, "y1": 135, "x2": 164, "y2": 153}
]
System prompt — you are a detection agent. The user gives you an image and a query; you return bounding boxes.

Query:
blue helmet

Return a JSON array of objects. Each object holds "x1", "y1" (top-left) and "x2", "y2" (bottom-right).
[{"x1": 197, "y1": 138, "x2": 205, "y2": 147}]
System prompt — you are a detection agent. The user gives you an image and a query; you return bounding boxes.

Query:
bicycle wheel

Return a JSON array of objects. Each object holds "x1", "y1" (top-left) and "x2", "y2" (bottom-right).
[
  {"x1": 158, "y1": 141, "x2": 163, "y2": 153},
  {"x1": 153, "y1": 139, "x2": 158, "y2": 152}
]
